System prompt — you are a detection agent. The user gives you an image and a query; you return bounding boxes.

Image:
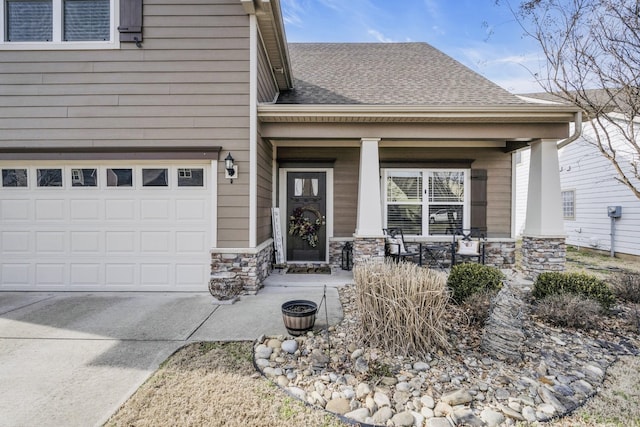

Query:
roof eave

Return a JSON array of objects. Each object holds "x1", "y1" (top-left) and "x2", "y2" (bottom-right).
[{"x1": 258, "y1": 104, "x2": 580, "y2": 123}]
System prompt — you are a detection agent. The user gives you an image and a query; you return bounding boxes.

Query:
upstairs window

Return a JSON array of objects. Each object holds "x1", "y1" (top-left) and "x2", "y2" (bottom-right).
[{"x1": 2, "y1": 0, "x2": 115, "y2": 47}]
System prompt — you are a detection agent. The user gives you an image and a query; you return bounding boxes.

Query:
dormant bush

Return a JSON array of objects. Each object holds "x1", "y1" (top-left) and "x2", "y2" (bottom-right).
[
  {"x1": 534, "y1": 293, "x2": 601, "y2": 330},
  {"x1": 353, "y1": 259, "x2": 449, "y2": 357}
]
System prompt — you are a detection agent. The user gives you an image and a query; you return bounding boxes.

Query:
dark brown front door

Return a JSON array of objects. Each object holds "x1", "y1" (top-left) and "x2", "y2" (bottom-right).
[{"x1": 286, "y1": 171, "x2": 326, "y2": 262}]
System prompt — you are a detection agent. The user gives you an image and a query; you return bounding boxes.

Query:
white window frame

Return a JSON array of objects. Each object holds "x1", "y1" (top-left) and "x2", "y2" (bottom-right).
[
  {"x1": 382, "y1": 168, "x2": 471, "y2": 237},
  {"x1": 561, "y1": 189, "x2": 575, "y2": 220},
  {"x1": 0, "y1": 0, "x2": 119, "y2": 50}
]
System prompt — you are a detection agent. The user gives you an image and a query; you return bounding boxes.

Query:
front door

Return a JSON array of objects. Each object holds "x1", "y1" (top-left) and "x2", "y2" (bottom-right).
[{"x1": 286, "y1": 171, "x2": 326, "y2": 262}]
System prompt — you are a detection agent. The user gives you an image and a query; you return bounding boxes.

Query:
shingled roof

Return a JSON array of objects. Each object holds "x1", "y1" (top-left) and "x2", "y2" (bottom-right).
[{"x1": 276, "y1": 43, "x2": 531, "y2": 106}]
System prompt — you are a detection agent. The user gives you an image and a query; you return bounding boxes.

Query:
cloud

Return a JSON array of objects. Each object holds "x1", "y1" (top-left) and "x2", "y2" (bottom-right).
[
  {"x1": 280, "y1": 0, "x2": 305, "y2": 27},
  {"x1": 367, "y1": 29, "x2": 396, "y2": 43}
]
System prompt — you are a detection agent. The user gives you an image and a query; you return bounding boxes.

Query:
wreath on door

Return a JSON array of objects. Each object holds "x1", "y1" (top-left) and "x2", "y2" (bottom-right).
[{"x1": 289, "y1": 206, "x2": 326, "y2": 247}]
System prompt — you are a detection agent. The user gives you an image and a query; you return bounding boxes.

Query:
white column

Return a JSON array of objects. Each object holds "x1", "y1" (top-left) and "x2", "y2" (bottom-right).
[
  {"x1": 354, "y1": 138, "x2": 384, "y2": 237},
  {"x1": 524, "y1": 139, "x2": 565, "y2": 237}
]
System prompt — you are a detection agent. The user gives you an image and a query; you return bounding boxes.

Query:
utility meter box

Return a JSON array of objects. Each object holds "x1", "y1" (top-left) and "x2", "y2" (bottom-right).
[{"x1": 608, "y1": 206, "x2": 622, "y2": 218}]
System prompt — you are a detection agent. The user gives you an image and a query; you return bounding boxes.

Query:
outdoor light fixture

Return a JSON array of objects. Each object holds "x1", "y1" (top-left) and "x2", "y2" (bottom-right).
[{"x1": 224, "y1": 152, "x2": 237, "y2": 183}]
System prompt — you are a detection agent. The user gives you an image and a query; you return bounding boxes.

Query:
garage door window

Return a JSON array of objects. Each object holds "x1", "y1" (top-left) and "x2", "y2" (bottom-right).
[
  {"x1": 106, "y1": 168, "x2": 132, "y2": 187},
  {"x1": 71, "y1": 168, "x2": 97, "y2": 187},
  {"x1": 177, "y1": 168, "x2": 203, "y2": 187},
  {"x1": 2, "y1": 168, "x2": 28, "y2": 187},
  {"x1": 37, "y1": 168, "x2": 62, "y2": 187},
  {"x1": 142, "y1": 168, "x2": 168, "y2": 187}
]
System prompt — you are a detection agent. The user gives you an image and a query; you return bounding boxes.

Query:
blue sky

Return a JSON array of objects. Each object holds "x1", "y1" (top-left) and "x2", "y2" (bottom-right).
[{"x1": 280, "y1": 0, "x2": 544, "y2": 94}]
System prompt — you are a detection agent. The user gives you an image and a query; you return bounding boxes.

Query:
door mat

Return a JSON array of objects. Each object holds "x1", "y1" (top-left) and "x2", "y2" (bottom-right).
[{"x1": 286, "y1": 266, "x2": 332, "y2": 274}]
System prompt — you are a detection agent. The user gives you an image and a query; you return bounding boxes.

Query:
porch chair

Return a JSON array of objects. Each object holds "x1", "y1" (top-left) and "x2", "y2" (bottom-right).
[
  {"x1": 384, "y1": 228, "x2": 421, "y2": 265},
  {"x1": 451, "y1": 228, "x2": 486, "y2": 265}
]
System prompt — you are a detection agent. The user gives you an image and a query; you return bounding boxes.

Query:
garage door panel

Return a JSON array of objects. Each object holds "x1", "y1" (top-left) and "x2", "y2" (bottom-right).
[
  {"x1": 70, "y1": 199, "x2": 101, "y2": 220},
  {"x1": 35, "y1": 264, "x2": 65, "y2": 285},
  {"x1": 141, "y1": 199, "x2": 171, "y2": 220},
  {"x1": 177, "y1": 199, "x2": 207, "y2": 220},
  {"x1": 2, "y1": 231, "x2": 30, "y2": 253},
  {"x1": 105, "y1": 199, "x2": 136, "y2": 220},
  {"x1": 175, "y1": 264, "x2": 208, "y2": 286},
  {"x1": 35, "y1": 232, "x2": 66, "y2": 253},
  {"x1": 1, "y1": 163, "x2": 212, "y2": 291},
  {"x1": 1, "y1": 199, "x2": 30, "y2": 221},
  {"x1": 141, "y1": 264, "x2": 171, "y2": 285},
  {"x1": 71, "y1": 232, "x2": 101, "y2": 253},
  {"x1": 176, "y1": 231, "x2": 206, "y2": 252},
  {"x1": 1, "y1": 264, "x2": 30, "y2": 286},
  {"x1": 106, "y1": 231, "x2": 136, "y2": 253},
  {"x1": 141, "y1": 231, "x2": 171, "y2": 252},
  {"x1": 35, "y1": 200, "x2": 65, "y2": 221},
  {"x1": 105, "y1": 264, "x2": 136, "y2": 285},
  {"x1": 70, "y1": 264, "x2": 102, "y2": 286}
]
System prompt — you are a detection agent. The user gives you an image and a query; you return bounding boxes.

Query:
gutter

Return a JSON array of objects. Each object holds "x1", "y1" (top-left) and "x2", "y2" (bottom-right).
[{"x1": 557, "y1": 111, "x2": 582, "y2": 149}]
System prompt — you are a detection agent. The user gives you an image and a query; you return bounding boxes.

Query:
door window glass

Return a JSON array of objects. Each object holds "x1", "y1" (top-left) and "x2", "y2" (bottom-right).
[
  {"x1": 37, "y1": 168, "x2": 62, "y2": 187},
  {"x1": 2, "y1": 168, "x2": 28, "y2": 187},
  {"x1": 106, "y1": 168, "x2": 133, "y2": 187},
  {"x1": 71, "y1": 168, "x2": 97, "y2": 187},
  {"x1": 142, "y1": 168, "x2": 168, "y2": 187},
  {"x1": 177, "y1": 168, "x2": 204, "y2": 187}
]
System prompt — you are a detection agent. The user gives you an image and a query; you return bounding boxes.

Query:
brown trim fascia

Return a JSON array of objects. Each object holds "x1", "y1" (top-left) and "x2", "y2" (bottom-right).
[
  {"x1": 0, "y1": 146, "x2": 222, "y2": 161},
  {"x1": 380, "y1": 159, "x2": 474, "y2": 168}
]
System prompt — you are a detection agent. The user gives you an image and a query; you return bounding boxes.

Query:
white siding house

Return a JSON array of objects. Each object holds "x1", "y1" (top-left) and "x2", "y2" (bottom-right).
[{"x1": 516, "y1": 115, "x2": 640, "y2": 258}]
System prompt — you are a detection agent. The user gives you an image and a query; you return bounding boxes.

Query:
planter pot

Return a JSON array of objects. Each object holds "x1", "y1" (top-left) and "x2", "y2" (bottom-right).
[{"x1": 281, "y1": 300, "x2": 318, "y2": 336}]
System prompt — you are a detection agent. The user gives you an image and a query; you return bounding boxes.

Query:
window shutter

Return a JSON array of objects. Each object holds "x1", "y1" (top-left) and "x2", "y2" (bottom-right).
[
  {"x1": 118, "y1": 0, "x2": 143, "y2": 43},
  {"x1": 470, "y1": 169, "x2": 487, "y2": 236}
]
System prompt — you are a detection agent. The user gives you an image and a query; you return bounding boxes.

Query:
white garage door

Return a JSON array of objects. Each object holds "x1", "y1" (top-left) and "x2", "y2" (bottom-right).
[{"x1": 0, "y1": 163, "x2": 212, "y2": 292}]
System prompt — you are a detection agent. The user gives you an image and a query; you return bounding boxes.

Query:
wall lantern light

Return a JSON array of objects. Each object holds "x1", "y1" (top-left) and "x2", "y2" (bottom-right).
[{"x1": 224, "y1": 152, "x2": 237, "y2": 183}]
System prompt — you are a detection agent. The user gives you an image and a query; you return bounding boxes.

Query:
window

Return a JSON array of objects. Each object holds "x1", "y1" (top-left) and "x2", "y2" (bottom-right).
[
  {"x1": 562, "y1": 190, "x2": 575, "y2": 219},
  {"x1": 37, "y1": 168, "x2": 62, "y2": 187},
  {"x1": 2, "y1": 0, "x2": 114, "y2": 46},
  {"x1": 384, "y1": 169, "x2": 469, "y2": 236},
  {"x1": 106, "y1": 168, "x2": 132, "y2": 187},
  {"x1": 142, "y1": 168, "x2": 168, "y2": 187},
  {"x1": 177, "y1": 168, "x2": 204, "y2": 187},
  {"x1": 71, "y1": 168, "x2": 97, "y2": 187},
  {"x1": 2, "y1": 168, "x2": 28, "y2": 187}
]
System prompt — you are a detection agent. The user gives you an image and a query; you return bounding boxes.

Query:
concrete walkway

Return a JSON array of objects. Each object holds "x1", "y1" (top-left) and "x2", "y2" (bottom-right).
[{"x1": 0, "y1": 274, "x2": 350, "y2": 427}]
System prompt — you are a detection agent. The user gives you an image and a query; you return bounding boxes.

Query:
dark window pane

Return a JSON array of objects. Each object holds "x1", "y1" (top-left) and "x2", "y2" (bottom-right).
[
  {"x1": 387, "y1": 173, "x2": 422, "y2": 202},
  {"x1": 106, "y1": 168, "x2": 132, "y2": 187},
  {"x1": 37, "y1": 169, "x2": 62, "y2": 187},
  {"x1": 387, "y1": 205, "x2": 422, "y2": 235},
  {"x1": 429, "y1": 172, "x2": 464, "y2": 203},
  {"x1": 177, "y1": 168, "x2": 204, "y2": 187},
  {"x1": 428, "y1": 205, "x2": 463, "y2": 235},
  {"x1": 71, "y1": 168, "x2": 97, "y2": 187},
  {"x1": 142, "y1": 169, "x2": 168, "y2": 187},
  {"x1": 2, "y1": 169, "x2": 28, "y2": 187},
  {"x1": 63, "y1": 0, "x2": 110, "y2": 41},
  {"x1": 6, "y1": 0, "x2": 53, "y2": 41}
]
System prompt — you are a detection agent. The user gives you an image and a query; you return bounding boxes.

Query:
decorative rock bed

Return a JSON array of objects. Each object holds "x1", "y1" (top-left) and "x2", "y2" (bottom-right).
[{"x1": 253, "y1": 280, "x2": 638, "y2": 426}]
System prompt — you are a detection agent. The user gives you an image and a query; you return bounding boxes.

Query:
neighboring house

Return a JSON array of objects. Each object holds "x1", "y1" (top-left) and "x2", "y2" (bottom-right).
[
  {"x1": 516, "y1": 112, "x2": 640, "y2": 258},
  {"x1": 0, "y1": 0, "x2": 578, "y2": 292}
]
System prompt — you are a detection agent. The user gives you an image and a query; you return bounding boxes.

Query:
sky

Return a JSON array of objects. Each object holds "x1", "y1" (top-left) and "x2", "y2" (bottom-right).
[{"x1": 280, "y1": 0, "x2": 545, "y2": 94}]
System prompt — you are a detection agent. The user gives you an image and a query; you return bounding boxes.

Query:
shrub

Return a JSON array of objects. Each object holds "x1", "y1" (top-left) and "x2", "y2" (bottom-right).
[
  {"x1": 533, "y1": 272, "x2": 615, "y2": 310},
  {"x1": 463, "y1": 290, "x2": 498, "y2": 325},
  {"x1": 534, "y1": 293, "x2": 601, "y2": 330},
  {"x1": 446, "y1": 263, "x2": 505, "y2": 304},
  {"x1": 353, "y1": 259, "x2": 450, "y2": 357},
  {"x1": 611, "y1": 272, "x2": 640, "y2": 304}
]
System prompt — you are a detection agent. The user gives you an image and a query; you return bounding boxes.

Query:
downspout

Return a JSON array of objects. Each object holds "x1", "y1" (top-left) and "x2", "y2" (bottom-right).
[{"x1": 557, "y1": 111, "x2": 583, "y2": 149}]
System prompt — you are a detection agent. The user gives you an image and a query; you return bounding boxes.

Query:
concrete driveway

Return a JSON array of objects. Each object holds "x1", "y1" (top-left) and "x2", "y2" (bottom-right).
[{"x1": 0, "y1": 284, "x2": 344, "y2": 427}]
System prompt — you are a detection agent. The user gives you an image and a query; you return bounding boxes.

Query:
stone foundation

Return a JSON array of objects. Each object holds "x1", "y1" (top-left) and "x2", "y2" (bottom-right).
[
  {"x1": 521, "y1": 236, "x2": 566, "y2": 280},
  {"x1": 210, "y1": 240, "x2": 274, "y2": 294},
  {"x1": 352, "y1": 237, "x2": 385, "y2": 265},
  {"x1": 403, "y1": 239, "x2": 516, "y2": 269}
]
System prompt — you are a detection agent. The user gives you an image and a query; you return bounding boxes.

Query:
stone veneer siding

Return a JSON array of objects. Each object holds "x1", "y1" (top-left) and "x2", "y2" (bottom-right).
[
  {"x1": 403, "y1": 239, "x2": 516, "y2": 269},
  {"x1": 210, "y1": 242, "x2": 274, "y2": 294},
  {"x1": 352, "y1": 237, "x2": 386, "y2": 265},
  {"x1": 329, "y1": 238, "x2": 355, "y2": 269},
  {"x1": 521, "y1": 236, "x2": 566, "y2": 280}
]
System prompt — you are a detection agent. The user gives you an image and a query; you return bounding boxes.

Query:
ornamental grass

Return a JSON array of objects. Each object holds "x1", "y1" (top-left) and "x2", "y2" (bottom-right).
[{"x1": 353, "y1": 259, "x2": 450, "y2": 358}]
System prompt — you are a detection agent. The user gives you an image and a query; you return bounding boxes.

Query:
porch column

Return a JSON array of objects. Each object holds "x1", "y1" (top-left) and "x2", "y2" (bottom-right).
[
  {"x1": 353, "y1": 138, "x2": 385, "y2": 264},
  {"x1": 522, "y1": 139, "x2": 566, "y2": 279}
]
